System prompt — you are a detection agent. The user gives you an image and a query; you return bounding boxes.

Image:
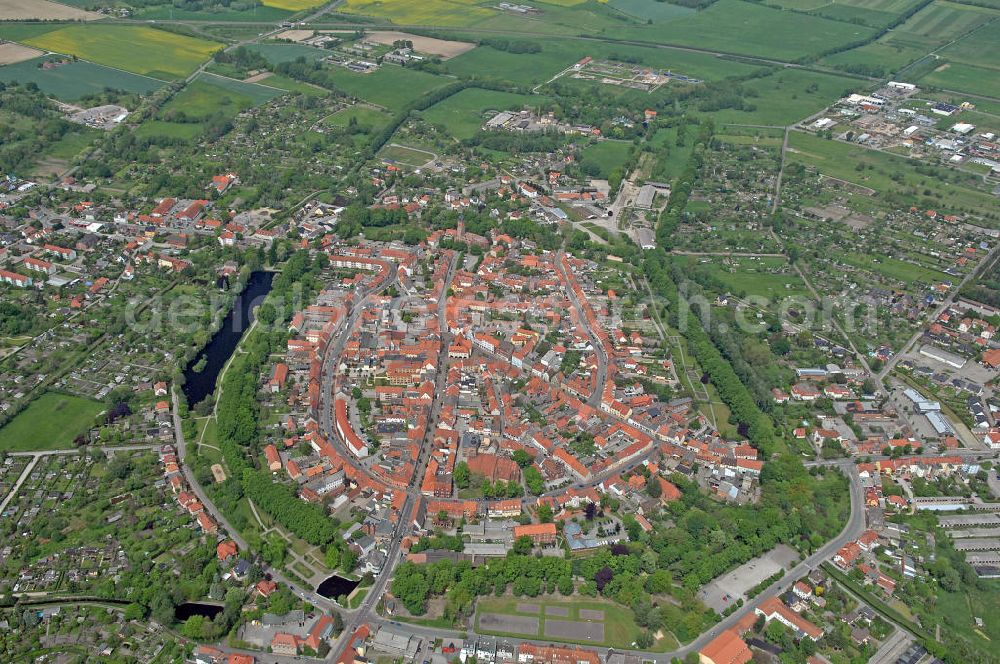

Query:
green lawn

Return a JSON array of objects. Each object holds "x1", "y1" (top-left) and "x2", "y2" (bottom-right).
[
  {"x1": 698, "y1": 257, "x2": 810, "y2": 298},
  {"x1": 325, "y1": 105, "x2": 392, "y2": 130},
  {"x1": 194, "y1": 72, "x2": 286, "y2": 105},
  {"x1": 580, "y1": 140, "x2": 632, "y2": 179},
  {"x1": 14, "y1": 24, "x2": 221, "y2": 80},
  {"x1": 0, "y1": 392, "x2": 105, "y2": 452},
  {"x1": 258, "y1": 73, "x2": 329, "y2": 97}
]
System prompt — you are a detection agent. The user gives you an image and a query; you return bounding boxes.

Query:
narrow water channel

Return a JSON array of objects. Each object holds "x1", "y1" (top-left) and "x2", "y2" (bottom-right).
[{"x1": 182, "y1": 271, "x2": 274, "y2": 407}]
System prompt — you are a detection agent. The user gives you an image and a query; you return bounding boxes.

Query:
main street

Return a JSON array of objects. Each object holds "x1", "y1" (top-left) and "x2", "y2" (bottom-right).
[{"x1": 556, "y1": 250, "x2": 608, "y2": 408}]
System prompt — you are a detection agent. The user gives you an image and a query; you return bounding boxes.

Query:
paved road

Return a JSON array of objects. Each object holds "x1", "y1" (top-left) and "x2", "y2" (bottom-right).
[
  {"x1": 556, "y1": 250, "x2": 608, "y2": 408},
  {"x1": 0, "y1": 454, "x2": 40, "y2": 514}
]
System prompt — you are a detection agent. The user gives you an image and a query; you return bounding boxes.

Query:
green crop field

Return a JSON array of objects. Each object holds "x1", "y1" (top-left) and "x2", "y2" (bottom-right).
[
  {"x1": 13, "y1": 25, "x2": 221, "y2": 80},
  {"x1": 324, "y1": 66, "x2": 450, "y2": 110},
  {"x1": 195, "y1": 72, "x2": 286, "y2": 105},
  {"x1": 258, "y1": 73, "x2": 329, "y2": 97},
  {"x1": 895, "y1": 1, "x2": 996, "y2": 42},
  {"x1": 246, "y1": 42, "x2": 330, "y2": 65},
  {"x1": 133, "y1": 4, "x2": 292, "y2": 21},
  {"x1": 0, "y1": 56, "x2": 164, "y2": 101},
  {"x1": 446, "y1": 38, "x2": 764, "y2": 88},
  {"x1": 607, "y1": 0, "x2": 695, "y2": 21},
  {"x1": 338, "y1": 0, "x2": 495, "y2": 26},
  {"x1": 787, "y1": 131, "x2": 999, "y2": 221},
  {"x1": 706, "y1": 69, "x2": 864, "y2": 126},
  {"x1": 935, "y1": 21, "x2": 1000, "y2": 69},
  {"x1": 600, "y1": 0, "x2": 878, "y2": 60},
  {"x1": 421, "y1": 88, "x2": 540, "y2": 139},
  {"x1": 918, "y1": 61, "x2": 1000, "y2": 98},
  {"x1": 822, "y1": 39, "x2": 930, "y2": 76},
  {"x1": 0, "y1": 392, "x2": 105, "y2": 452}
]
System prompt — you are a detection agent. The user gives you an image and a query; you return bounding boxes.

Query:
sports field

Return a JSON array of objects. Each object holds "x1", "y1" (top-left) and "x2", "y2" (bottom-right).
[
  {"x1": 15, "y1": 24, "x2": 221, "y2": 80},
  {"x1": 0, "y1": 56, "x2": 164, "y2": 101},
  {"x1": 379, "y1": 143, "x2": 436, "y2": 167},
  {"x1": 421, "y1": 88, "x2": 539, "y2": 139},
  {"x1": 697, "y1": 257, "x2": 810, "y2": 299},
  {"x1": 0, "y1": 392, "x2": 104, "y2": 452},
  {"x1": 475, "y1": 597, "x2": 675, "y2": 650},
  {"x1": 195, "y1": 72, "x2": 286, "y2": 105}
]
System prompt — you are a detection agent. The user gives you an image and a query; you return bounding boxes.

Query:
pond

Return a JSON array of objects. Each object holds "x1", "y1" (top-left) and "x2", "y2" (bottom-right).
[
  {"x1": 175, "y1": 602, "x2": 223, "y2": 622},
  {"x1": 316, "y1": 575, "x2": 360, "y2": 599},
  {"x1": 182, "y1": 270, "x2": 274, "y2": 407}
]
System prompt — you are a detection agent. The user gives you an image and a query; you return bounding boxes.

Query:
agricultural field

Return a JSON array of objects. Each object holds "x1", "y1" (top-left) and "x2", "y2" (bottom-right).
[
  {"x1": 364, "y1": 31, "x2": 476, "y2": 59},
  {"x1": 11, "y1": 24, "x2": 221, "y2": 80},
  {"x1": 323, "y1": 66, "x2": 450, "y2": 110},
  {"x1": 133, "y1": 3, "x2": 293, "y2": 21},
  {"x1": 0, "y1": 41, "x2": 42, "y2": 65},
  {"x1": 446, "y1": 38, "x2": 764, "y2": 88},
  {"x1": 0, "y1": 0, "x2": 98, "y2": 21},
  {"x1": 0, "y1": 56, "x2": 164, "y2": 101},
  {"x1": 245, "y1": 42, "x2": 330, "y2": 65},
  {"x1": 255, "y1": 72, "x2": 329, "y2": 96},
  {"x1": 607, "y1": 0, "x2": 695, "y2": 20},
  {"x1": 421, "y1": 88, "x2": 540, "y2": 140},
  {"x1": 195, "y1": 72, "x2": 287, "y2": 105},
  {"x1": 705, "y1": 68, "x2": 864, "y2": 126},
  {"x1": 0, "y1": 392, "x2": 104, "y2": 452},
  {"x1": 894, "y1": 0, "x2": 997, "y2": 42},
  {"x1": 260, "y1": 0, "x2": 327, "y2": 9},
  {"x1": 821, "y1": 38, "x2": 930, "y2": 77},
  {"x1": 918, "y1": 62, "x2": 1000, "y2": 99},
  {"x1": 917, "y1": 21, "x2": 1000, "y2": 95},
  {"x1": 338, "y1": 0, "x2": 495, "y2": 26},
  {"x1": 599, "y1": 0, "x2": 878, "y2": 61},
  {"x1": 807, "y1": 0, "x2": 925, "y2": 27}
]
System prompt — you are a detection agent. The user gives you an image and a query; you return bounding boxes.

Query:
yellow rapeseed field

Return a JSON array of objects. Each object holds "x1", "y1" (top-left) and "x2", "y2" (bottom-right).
[
  {"x1": 339, "y1": 0, "x2": 495, "y2": 26},
  {"x1": 24, "y1": 25, "x2": 221, "y2": 80}
]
